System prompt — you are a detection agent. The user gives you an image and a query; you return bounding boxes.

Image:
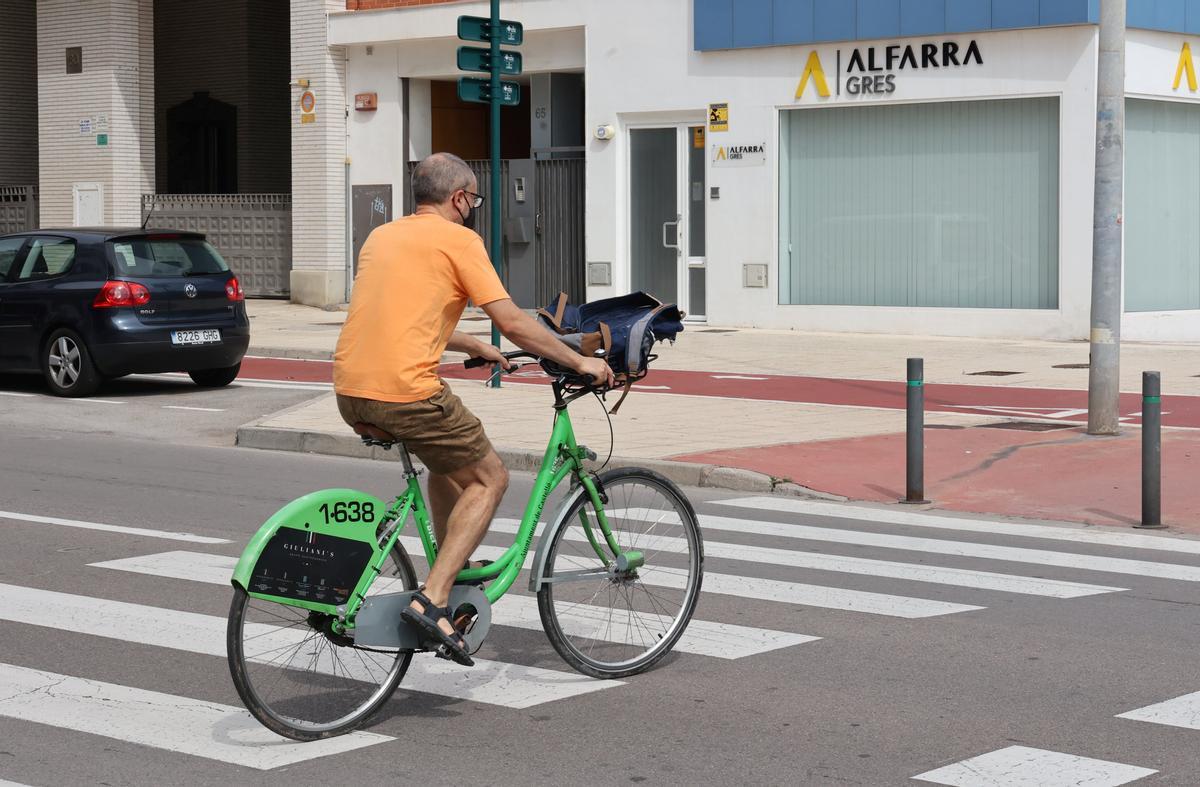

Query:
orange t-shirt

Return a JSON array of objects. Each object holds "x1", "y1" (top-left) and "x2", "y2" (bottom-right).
[{"x1": 333, "y1": 214, "x2": 509, "y2": 403}]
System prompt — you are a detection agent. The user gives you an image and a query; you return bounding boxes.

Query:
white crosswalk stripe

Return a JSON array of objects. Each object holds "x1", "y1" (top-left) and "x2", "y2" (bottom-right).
[
  {"x1": 95, "y1": 545, "x2": 979, "y2": 620},
  {"x1": 91, "y1": 551, "x2": 821, "y2": 656},
  {"x1": 0, "y1": 582, "x2": 620, "y2": 709},
  {"x1": 912, "y1": 745, "x2": 1157, "y2": 785},
  {"x1": 0, "y1": 663, "x2": 393, "y2": 770},
  {"x1": 602, "y1": 509, "x2": 1200, "y2": 582},
  {"x1": 717, "y1": 496, "x2": 1200, "y2": 555},
  {"x1": 1117, "y1": 690, "x2": 1200, "y2": 731},
  {"x1": 585, "y1": 513, "x2": 1126, "y2": 598},
  {"x1": 0, "y1": 509, "x2": 230, "y2": 544}
]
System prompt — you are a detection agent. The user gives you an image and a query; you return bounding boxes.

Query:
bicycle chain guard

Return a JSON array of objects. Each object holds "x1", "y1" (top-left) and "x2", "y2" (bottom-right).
[{"x1": 354, "y1": 585, "x2": 492, "y2": 652}]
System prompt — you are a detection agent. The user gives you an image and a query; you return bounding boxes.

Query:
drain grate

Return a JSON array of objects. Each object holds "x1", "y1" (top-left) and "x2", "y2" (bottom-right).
[
  {"x1": 980, "y1": 421, "x2": 1075, "y2": 432},
  {"x1": 925, "y1": 424, "x2": 966, "y2": 430},
  {"x1": 966, "y1": 370, "x2": 1022, "y2": 376},
  {"x1": 1053, "y1": 363, "x2": 1090, "y2": 369}
]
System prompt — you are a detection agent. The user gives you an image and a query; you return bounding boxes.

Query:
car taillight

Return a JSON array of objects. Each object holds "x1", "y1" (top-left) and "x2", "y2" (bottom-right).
[
  {"x1": 93, "y1": 280, "x2": 151, "y2": 308},
  {"x1": 225, "y1": 276, "x2": 244, "y2": 302}
]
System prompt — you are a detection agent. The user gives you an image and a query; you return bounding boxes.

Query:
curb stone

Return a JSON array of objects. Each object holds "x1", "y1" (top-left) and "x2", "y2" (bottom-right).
[
  {"x1": 247, "y1": 346, "x2": 335, "y2": 361},
  {"x1": 234, "y1": 424, "x2": 844, "y2": 499}
]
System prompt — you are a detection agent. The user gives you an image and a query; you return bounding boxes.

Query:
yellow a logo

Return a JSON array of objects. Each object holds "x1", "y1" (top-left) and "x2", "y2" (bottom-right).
[
  {"x1": 716, "y1": 146, "x2": 727, "y2": 160},
  {"x1": 795, "y1": 51, "x2": 831, "y2": 99},
  {"x1": 1175, "y1": 41, "x2": 1197, "y2": 91}
]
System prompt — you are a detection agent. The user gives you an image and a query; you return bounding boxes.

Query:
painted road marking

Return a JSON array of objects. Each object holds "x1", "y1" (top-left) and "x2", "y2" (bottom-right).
[
  {"x1": 912, "y1": 745, "x2": 1156, "y2": 786},
  {"x1": 0, "y1": 780, "x2": 38, "y2": 787},
  {"x1": 711, "y1": 375, "x2": 769, "y2": 381},
  {"x1": 470, "y1": 527, "x2": 981, "y2": 619},
  {"x1": 715, "y1": 497, "x2": 1200, "y2": 556},
  {"x1": 163, "y1": 405, "x2": 226, "y2": 412},
  {"x1": 0, "y1": 582, "x2": 619, "y2": 710},
  {"x1": 1117, "y1": 690, "x2": 1200, "y2": 730},
  {"x1": 132, "y1": 373, "x2": 331, "y2": 392},
  {"x1": 93, "y1": 552, "x2": 820, "y2": 658},
  {"x1": 61, "y1": 397, "x2": 124, "y2": 405},
  {"x1": 0, "y1": 662, "x2": 392, "y2": 770},
  {"x1": 604, "y1": 510, "x2": 1124, "y2": 598},
  {"x1": 0, "y1": 391, "x2": 35, "y2": 398},
  {"x1": 0, "y1": 510, "x2": 230, "y2": 544}
]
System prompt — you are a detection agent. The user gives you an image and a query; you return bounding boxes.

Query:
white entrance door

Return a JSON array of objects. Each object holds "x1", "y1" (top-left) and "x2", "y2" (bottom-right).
[{"x1": 628, "y1": 125, "x2": 706, "y2": 317}]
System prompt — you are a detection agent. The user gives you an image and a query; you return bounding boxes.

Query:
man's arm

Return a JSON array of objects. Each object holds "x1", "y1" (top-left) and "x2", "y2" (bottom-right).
[
  {"x1": 482, "y1": 299, "x2": 615, "y2": 387},
  {"x1": 446, "y1": 330, "x2": 511, "y2": 370}
]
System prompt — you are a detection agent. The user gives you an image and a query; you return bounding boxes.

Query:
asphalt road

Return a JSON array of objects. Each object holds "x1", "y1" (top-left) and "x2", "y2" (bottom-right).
[{"x1": 1, "y1": 379, "x2": 1200, "y2": 785}]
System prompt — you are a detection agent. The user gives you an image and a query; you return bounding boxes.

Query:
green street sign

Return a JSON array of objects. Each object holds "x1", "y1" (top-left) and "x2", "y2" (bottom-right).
[
  {"x1": 457, "y1": 46, "x2": 522, "y2": 76},
  {"x1": 457, "y1": 77, "x2": 521, "y2": 106},
  {"x1": 457, "y1": 14, "x2": 523, "y2": 45}
]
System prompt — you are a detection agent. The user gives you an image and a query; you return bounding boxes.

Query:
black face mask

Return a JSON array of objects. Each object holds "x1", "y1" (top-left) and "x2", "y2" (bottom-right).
[{"x1": 456, "y1": 195, "x2": 477, "y2": 230}]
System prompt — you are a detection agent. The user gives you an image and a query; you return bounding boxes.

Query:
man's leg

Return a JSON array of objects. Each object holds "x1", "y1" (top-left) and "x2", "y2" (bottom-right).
[
  {"x1": 427, "y1": 473, "x2": 462, "y2": 546},
  {"x1": 413, "y1": 449, "x2": 508, "y2": 635}
]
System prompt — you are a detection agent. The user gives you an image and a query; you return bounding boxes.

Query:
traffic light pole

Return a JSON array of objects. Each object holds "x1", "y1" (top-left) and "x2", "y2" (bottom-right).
[{"x1": 487, "y1": 0, "x2": 503, "y2": 388}]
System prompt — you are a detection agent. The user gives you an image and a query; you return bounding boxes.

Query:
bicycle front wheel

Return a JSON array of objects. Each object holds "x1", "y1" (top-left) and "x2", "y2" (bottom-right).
[
  {"x1": 227, "y1": 542, "x2": 418, "y2": 741},
  {"x1": 537, "y1": 468, "x2": 704, "y2": 679}
]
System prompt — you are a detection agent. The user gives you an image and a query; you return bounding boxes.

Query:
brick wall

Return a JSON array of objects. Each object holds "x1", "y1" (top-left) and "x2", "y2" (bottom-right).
[
  {"x1": 0, "y1": 0, "x2": 38, "y2": 184},
  {"x1": 345, "y1": 1, "x2": 467, "y2": 9},
  {"x1": 290, "y1": 0, "x2": 347, "y2": 285},
  {"x1": 38, "y1": 0, "x2": 155, "y2": 226}
]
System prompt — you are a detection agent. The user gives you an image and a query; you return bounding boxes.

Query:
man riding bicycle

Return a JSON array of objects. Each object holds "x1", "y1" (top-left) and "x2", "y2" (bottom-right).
[{"x1": 333, "y1": 152, "x2": 614, "y2": 667}]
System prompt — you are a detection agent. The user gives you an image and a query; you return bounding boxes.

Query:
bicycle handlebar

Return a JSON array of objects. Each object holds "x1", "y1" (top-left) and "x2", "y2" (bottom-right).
[{"x1": 463, "y1": 351, "x2": 603, "y2": 388}]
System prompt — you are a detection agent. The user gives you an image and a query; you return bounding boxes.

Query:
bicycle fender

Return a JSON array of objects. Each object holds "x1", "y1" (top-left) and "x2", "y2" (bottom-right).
[
  {"x1": 231, "y1": 488, "x2": 388, "y2": 615},
  {"x1": 527, "y1": 484, "x2": 588, "y2": 593}
]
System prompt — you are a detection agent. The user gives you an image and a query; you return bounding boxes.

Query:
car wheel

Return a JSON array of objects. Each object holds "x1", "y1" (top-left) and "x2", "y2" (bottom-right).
[
  {"x1": 42, "y1": 328, "x2": 102, "y2": 398},
  {"x1": 189, "y1": 362, "x2": 241, "y2": 388}
]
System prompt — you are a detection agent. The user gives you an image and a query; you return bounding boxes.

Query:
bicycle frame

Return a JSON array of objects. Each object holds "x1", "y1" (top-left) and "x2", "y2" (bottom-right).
[
  {"x1": 374, "y1": 404, "x2": 617, "y2": 606},
  {"x1": 230, "y1": 381, "x2": 623, "y2": 628}
]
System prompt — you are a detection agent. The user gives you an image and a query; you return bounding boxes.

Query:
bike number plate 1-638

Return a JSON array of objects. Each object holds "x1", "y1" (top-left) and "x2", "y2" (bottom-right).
[{"x1": 234, "y1": 489, "x2": 387, "y2": 613}]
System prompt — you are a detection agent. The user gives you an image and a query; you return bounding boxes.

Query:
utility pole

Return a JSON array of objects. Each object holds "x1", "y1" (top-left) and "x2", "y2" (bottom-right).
[
  {"x1": 1088, "y1": 0, "x2": 1126, "y2": 435},
  {"x1": 456, "y1": 4, "x2": 522, "y2": 388}
]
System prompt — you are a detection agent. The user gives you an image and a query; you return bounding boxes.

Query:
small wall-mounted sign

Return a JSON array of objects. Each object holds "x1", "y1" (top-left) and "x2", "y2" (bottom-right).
[
  {"x1": 708, "y1": 102, "x2": 728, "y2": 132},
  {"x1": 299, "y1": 89, "x2": 317, "y2": 125},
  {"x1": 712, "y1": 142, "x2": 767, "y2": 167},
  {"x1": 354, "y1": 92, "x2": 378, "y2": 111},
  {"x1": 66, "y1": 47, "x2": 82, "y2": 74},
  {"x1": 96, "y1": 133, "x2": 109, "y2": 147},
  {"x1": 79, "y1": 118, "x2": 92, "y2": 135}
]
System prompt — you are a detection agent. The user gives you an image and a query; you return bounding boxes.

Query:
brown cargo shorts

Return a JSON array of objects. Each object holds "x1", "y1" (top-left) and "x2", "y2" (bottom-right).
[{"x1": 336, "y1": 380, "x2": 494, "y2": 475}]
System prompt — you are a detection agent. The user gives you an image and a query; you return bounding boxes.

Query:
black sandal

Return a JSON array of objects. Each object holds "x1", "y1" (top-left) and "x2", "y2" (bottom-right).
[
  {"x1": 400, "y1": 590, "x2": 475, "y2": 667},
  {"x1": 457, "y1": 559, "x2": 494, "y2": 587}
]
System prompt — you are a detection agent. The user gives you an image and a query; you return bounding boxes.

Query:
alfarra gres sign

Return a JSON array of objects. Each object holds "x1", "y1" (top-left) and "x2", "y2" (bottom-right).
[{"x1": 796, "y1": 39, "x2": 984, "y2": 99}]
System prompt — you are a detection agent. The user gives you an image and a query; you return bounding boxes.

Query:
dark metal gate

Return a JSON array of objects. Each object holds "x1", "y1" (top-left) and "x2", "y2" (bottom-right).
[
  {"x1": 402, "y1": 158, "x2": 584, "y2": 307},
  {"x1": 0, "y1": 186, "x2": 38, "y2": 234}
]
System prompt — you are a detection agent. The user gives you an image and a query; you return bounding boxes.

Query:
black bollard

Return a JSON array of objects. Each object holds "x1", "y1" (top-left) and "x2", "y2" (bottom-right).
[
  {"x1": 902, "y1": 357, "x2": 929, "y2": 504},
  {"x1": 1137, "y1": 371, "x2": 1164, "y2": 529}
]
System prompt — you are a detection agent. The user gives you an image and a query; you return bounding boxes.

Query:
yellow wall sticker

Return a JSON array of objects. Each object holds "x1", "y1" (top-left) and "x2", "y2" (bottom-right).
[
  {"x1": 795, "y1": 51, "x2": 831, "y2": 99},
  {"x1": 1175, "y1": 41, "x2": 1197, "y2": 91}
]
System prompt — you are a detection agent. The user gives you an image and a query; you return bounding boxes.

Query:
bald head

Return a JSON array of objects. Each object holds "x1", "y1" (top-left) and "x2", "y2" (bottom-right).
[{"x1": 411, "y1": 153, "x2": 475, "y2": 206}]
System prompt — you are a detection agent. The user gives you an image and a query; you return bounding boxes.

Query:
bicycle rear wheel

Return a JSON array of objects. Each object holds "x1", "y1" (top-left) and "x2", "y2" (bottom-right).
[
  {"x1": 537, "y1": 468, "x2": 704, "y2": 678},
  {"x1": 227, "y1": 542, "x2": 417, "y2": 741}
]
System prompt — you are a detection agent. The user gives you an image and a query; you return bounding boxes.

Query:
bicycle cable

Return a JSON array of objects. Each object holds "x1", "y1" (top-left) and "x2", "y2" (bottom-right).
[{"x1": 592, "y1": 388, "x2": 614, "y2": 470}]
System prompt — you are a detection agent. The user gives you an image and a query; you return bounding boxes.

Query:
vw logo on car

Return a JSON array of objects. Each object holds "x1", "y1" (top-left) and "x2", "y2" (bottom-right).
[{"x1": 185, "y1": 282, "x2": 198, "y2": 298}]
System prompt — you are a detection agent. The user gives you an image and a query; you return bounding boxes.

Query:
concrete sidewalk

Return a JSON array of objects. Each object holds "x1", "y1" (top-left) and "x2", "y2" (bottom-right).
[{"x1": 240, "y1": 300, "x2": 1200, "y2": 531}]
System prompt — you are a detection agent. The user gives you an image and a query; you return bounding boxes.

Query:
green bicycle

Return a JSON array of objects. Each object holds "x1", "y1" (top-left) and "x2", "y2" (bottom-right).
[{"x1": 225, "y1": 352, "x2": 705, "y2": 741}]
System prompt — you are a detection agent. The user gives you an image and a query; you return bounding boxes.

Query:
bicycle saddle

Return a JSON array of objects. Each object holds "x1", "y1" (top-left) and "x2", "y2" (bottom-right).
[{"x1": 352, "y1": 422, "x2": 397, "y2": 446}]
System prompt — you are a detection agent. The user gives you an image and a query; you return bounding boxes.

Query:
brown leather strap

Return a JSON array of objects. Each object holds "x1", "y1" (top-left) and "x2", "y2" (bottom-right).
[
  {"x1": 552, "y1": 292, "x2": 567, "y2": 325},
  {"x1": 598, "y1": 321, "x2": 612, "y2": 357},
  {"x1": 608, "y1": 377, "x2": 634, "y2": 414}
]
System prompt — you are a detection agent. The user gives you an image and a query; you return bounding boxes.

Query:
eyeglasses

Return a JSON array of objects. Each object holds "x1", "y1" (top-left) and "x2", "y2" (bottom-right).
[{"x1": 462, "y1": 190, "x2": 485, "y2": 209}]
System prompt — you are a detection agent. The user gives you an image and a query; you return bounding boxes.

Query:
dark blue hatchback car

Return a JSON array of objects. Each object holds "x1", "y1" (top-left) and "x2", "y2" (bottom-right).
[{"x1": 0, "y1": 228, "x2": 250, "y2": 396}]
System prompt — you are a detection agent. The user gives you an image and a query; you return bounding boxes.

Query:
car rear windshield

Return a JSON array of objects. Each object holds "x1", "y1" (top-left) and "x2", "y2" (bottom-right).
[{"x1": 109, "y1": 238, "x2": 230, "y2": 278}]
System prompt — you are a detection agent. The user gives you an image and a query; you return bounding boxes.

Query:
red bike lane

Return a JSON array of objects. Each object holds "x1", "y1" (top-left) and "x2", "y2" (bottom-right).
[{"x1": 240, "y1": 356, "x2": 1200, "y2": 429}]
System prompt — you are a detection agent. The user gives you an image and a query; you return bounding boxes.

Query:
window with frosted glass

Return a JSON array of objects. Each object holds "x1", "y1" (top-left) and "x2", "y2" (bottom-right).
[
  {"x1": 778, "y1": 98, "x2": 1060, "y2": 308},
  {"x1": 1126, "y1": 99, "x2": 1200, "y2": 312}
]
